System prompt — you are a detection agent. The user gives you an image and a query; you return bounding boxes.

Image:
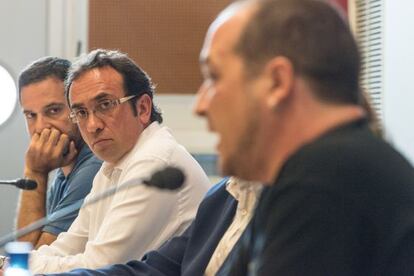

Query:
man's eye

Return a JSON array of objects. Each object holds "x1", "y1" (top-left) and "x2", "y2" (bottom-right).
[
  {"x1": 75, "y1": 109, "x2": 88, "y2": 118},
  {"x1": 24, "y1": 112, "x2": 35, "y2": 120},
  {"x1": 45, "y1": 107, "x2": 63, "y2": 116},
  {"x1": 97, "y1": 100, "x2": 113, "y2": 111},
  {"x1": 209, "y1": 72, "x2": 219, "y2": 82}
]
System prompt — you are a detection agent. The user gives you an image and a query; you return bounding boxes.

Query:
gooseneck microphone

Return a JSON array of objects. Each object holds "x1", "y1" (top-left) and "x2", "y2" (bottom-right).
[
  {"x1": 144, "y1": 166, "x2": 185, "y2": 190},
  {"x1": 0, "y1": 166, "x2": 185, "y2": 248},
  {"x1": 0, "y1": 179, "x2": 37, "y2": 190}
]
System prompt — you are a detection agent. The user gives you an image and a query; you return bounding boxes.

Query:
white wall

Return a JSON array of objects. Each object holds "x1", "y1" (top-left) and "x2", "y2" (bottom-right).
[
  {"x1": 383, "y1": 0, "x2": 414, "y2": 165},
  {"x1": 0, "y1": 0, "x2": 47, "y2": 244},
  {"x1": 156, "y1": 95, "x2": 217, "y2": 154},
  {"x1": 47, "y1": 0, "x2": 89, "y2": 59}
]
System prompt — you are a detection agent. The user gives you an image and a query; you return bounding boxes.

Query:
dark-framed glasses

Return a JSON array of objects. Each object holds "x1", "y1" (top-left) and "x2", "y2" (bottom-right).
[{"x1": 69, "y1": 95, "x2": 137, "y2": 124}]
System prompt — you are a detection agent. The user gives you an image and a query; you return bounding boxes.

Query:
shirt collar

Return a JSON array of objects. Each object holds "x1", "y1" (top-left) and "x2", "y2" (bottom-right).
[
  {"x1": 226, "y1": 177, "x2": 262, "y2": 202},
  {"x1": 75, "y1": 143, "x2": 91, "y2": 162},
  {"x1": 56, "y1": 143, "x2": 93, "y2": 179},
  {"x1": 101, "y1": 162, "x2": 116, "y2": 179},
  {"x1": 100, "y1": 121, "x2": 162, "y2": 179}
]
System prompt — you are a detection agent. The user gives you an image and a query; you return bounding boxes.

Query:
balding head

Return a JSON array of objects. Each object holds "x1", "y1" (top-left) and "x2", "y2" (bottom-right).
[{"x1": 234, "y1": 0, "x2": 361, "y2": 105}]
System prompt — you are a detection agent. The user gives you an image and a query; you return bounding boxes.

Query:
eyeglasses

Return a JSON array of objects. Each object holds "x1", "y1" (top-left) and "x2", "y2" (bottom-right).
[{"x1": 69, "y1": 95, "x2": 137, "y2": 124}]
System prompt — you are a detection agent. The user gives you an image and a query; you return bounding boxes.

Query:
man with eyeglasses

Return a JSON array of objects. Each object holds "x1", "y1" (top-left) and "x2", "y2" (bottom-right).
[
  {"x1": 15, "y1": 57, "x2": 102, "y2": 248},
  {"x1": 28, "y1": 49, "x2": 210, "y2": 274}
]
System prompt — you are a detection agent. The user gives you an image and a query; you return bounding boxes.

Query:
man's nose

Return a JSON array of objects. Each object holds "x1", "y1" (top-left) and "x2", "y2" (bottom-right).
[
  {"x1": 34, "y1": 115, "x2": 52, "y2": 134},
  {"x1": 84, "y1": 111, "x2": 104, "y2": 134},
  {"x1": 193, "y1": 81, "x2": 213, "y2": 117}
]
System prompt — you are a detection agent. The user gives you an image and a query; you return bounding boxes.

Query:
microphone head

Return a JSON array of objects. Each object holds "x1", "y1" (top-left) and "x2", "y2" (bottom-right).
[
  {"x1": 145, "y1": 167, "x2": 185, "y2": 190},
  {"x1": 15, "y1": 179, "x2": 37, "y2": 190}
]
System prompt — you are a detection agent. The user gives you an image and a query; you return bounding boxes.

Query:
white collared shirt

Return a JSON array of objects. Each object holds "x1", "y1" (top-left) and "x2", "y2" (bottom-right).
[
  {"x1": 205, "y1": 177, "x2": 262, "y2": 276},
  {"x1": 30, "y1": 122, "x2": 211, "y2": 273}
]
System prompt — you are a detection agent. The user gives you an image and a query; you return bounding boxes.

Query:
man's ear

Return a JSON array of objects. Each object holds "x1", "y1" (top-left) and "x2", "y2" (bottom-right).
[
  {"x1": 136, "y1": 94, "x2": 152, "y2": 125},
  {"x1": 264, "y1": 56, "x2": 295, "y2": 110}
]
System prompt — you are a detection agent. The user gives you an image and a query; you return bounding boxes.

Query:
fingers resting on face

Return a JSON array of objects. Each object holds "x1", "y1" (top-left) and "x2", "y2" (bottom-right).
[{"x1": 25, "y1": 127, "x2": 78, "y2": 175}]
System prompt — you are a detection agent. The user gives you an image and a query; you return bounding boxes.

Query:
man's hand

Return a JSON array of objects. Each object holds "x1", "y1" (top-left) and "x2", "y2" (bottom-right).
[
  {"x1": 17, "y1": 128, "x2": 76, "y2": 247},
  {"x1": 25, "y1": 128, "x2": 78, "y2": 176}
]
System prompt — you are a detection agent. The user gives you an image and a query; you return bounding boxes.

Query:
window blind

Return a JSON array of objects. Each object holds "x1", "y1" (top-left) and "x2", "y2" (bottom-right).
[{"x1": 354, "y1": 0, "x2": 384, "y2": 127}]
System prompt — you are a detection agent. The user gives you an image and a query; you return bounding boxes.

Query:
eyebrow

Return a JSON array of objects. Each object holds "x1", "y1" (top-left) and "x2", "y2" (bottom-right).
[
  {"x1": 22, "y1": 102, "x2": 65, "y2": 114},
  {"x1": 70, "y1": 92, "x2": 113, "y2": 109},
  {"x1": 43, "y1": 102, "x2": 66, "y2": 109},
  {"x1": 22, "y1": 109, "x2": 33, "y2": 114}
]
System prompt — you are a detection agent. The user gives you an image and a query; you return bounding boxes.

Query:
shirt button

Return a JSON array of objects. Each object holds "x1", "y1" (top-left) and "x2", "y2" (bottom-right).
[{"x1": 241, "y1": 209, "x2": 247, "y2": 216}]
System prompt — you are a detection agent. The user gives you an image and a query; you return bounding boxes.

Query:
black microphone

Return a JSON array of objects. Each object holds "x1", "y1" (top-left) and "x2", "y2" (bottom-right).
[
  {"x1": 0, "y1": 166, "x2": 185, "y2": 248},
  {"x1": 144, "y1": 166, "x2": 185, "y2": 190},
  {"x1": 0, "y1": 179, "x2": 37, "y2": 190}
]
